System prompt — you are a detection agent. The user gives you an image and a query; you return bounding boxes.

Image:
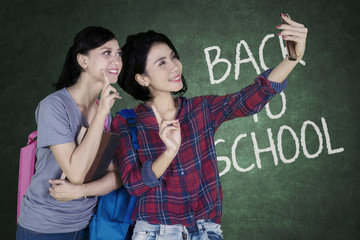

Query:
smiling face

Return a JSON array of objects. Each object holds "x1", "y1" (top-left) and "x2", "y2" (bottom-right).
[
  {"x1": 138, "y1": 42, "x2": 183, "y2": 98},
  {"x1": 80, "y1": 39, "x2": 122, "y2": 84}
]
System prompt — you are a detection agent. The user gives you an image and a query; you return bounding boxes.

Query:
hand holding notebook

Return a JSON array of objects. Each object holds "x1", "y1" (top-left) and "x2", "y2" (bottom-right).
[{"x1": 61, "y1": 126, "x2": 121, "y2": 183}]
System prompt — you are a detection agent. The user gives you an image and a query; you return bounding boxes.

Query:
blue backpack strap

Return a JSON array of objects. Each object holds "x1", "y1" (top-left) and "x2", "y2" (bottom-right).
[
  {"x1": 117, "y1": 109, "x2": 139, "y2": 150},
  {"x1": 90, "y1": 109, "x2": 139, "y2": 239},
  {"x1": 117, "y1": 109, "x2": 139, "y2": 225}
]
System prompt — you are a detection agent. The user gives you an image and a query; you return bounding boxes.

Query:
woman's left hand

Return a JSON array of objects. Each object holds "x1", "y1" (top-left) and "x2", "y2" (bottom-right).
[
  {"x1": 277, "y1": 13, "x2": 308, "y2": 60},
  {"x1": 49, "y1": 179, "x2": 86, "y2": 202}
]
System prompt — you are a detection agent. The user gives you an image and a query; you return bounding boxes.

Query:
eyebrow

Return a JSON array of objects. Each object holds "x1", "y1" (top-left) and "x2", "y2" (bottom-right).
[
  {"x1": 154, "y1": 51, "x2": 175, "y2": 64},
  {"x1": 100, "y1": 47, "x2": 121, "y2": 51},
  {"x1": 154, "y1": 57, "x2": 166, "y2": 64}
]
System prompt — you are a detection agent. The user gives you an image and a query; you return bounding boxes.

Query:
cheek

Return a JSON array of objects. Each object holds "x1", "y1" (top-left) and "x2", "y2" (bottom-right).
[
  {"x1": 91, "y1": 59, "x2": 106, "y2": 71},
  {"x1": 177, "y1": 61, "x2": 183, "y2": 72},
  {"x1": 117, "y1": 60, "x2": 123, "y2": 72},
  {"x1": 119, "y1": 59, "x2": 123, "y2": 68}
]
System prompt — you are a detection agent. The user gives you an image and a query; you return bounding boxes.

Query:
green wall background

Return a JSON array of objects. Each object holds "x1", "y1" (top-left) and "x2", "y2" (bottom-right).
[{"x1": 1, "y1": 0, "x2": 359, "y2": 239}]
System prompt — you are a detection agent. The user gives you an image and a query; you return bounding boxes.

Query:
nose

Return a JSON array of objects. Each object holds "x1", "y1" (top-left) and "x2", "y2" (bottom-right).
[
  {"x1": 110, "y1": 55, "x2": 120, "y2": 66},
  {"x1": 169, "y1": 60, "x2": 180, "y2": 72}
]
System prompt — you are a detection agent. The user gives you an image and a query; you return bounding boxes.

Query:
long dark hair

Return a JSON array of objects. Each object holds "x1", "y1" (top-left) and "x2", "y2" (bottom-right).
[
  {"x1": 119, "y1": 30, "x2": 187, "y2": 101},
  {"x1": 54, "y1": 26, "x2": 116, "y2": 90}
]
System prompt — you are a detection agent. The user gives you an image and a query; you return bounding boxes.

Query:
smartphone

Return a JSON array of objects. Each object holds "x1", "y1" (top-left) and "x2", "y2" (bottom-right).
[{"x1": 281, "y1": 16, "x2": 297, "y2": 61}]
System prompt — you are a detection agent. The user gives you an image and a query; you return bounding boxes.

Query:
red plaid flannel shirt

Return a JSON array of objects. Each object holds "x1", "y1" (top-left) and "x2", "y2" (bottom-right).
[{"x1": 112, "y1": 70, "x2": 286, "y2": 226}]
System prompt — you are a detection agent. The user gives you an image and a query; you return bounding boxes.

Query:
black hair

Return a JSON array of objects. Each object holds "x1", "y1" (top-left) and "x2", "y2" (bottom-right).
[
  {"x1": 54, "y1": 26, "x2": 116, "y2": 90},
  {"x1": 118, "y1": 30, "x2": 187, "y2": 101}
]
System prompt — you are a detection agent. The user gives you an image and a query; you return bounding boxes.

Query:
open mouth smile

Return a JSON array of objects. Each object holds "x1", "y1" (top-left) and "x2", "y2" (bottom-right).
[
  {"x1": 169, "y1": 75, "x2": 181, "y2": 82},
  {"x1": 107, "y1": 69, "x2": 119, "y2": 75}
]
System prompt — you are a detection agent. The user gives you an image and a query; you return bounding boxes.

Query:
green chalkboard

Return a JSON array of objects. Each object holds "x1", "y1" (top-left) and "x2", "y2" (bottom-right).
[{"x1": 1, "y1": 0, "x2": 359, "y2": 239}]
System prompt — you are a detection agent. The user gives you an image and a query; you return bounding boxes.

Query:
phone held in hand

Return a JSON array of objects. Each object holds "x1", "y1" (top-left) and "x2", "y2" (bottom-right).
[{"x1": 281, "y1": 16, "x2": 297, "y2": 61}]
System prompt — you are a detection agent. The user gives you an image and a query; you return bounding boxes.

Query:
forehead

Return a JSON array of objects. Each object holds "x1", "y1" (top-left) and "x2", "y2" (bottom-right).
[
  {"x1": 146, "y1": 42, "x2": 172, "y2": 63},
  {"x1": 95, "y1": 39, "x2": 120, "y2": 51}
]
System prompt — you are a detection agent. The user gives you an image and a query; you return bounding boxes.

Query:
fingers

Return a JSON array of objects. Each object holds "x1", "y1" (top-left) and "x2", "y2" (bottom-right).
[
  {"x1": 277, "y1": 13, "x2": 308, "y2": 41},
  {"x1": 49, "y1": 189, "x2": 65, "y2": 202},
  {"x1": 278, "y1": 24, "x2": 308, "y2": 34},
  {"x1": 48, "y1": 180, "x2": 70, "y2": 201},
  {"x1": 279, "y1": 29, "x2": 307, "y2": 40},
  {"x1": 48, "y1": 180, "x2": 62, "y2": 193},
  {"x1": 281, "y1": 13, "x2": 305, "y2": 28},
  {"x1": 48, "y1": 179, "x2": 64, "y2": 185},
  {"x1": 278, "y1": 13, "x2": 306, "y2": 31},
  {"x1": 280, "y1": 35, "x2": 305, "y2": 43},
  {"x1": 158, "y1": 120, "x2": 179, "y2": 136},
  {"x1": 160, "y1": 122, "x2": 181, "y2": 149},
  {"x1": 277, "y1": 26, "x2": 308, "y2": 40},
  {"x1": 100, "y1": 67, "x2": 120, "y2": 98},
  {"x1": 49, "y1": 187, "x2": 55, "y2": 197},
  {"x1": 162, "y1": 124, "x2": 180, "y2": 137},
  {"x1": 278, "y1": 28, "x2": 307, "y2": 42},
  {"x1": 151, "y1": 105, "x2": 181, "y2": 151},
  {"x1": 100, "y1": 83, "x2": 122, "y2": 108},
  {"x1": 49, "y1": 184, "x2": 61, "y2": 200},
  {"x1": 101, "y1": 69, "x2": 110, "y2": 86},
  {"x1": 159, "y1": 119, "x2": 179, "y2": 128},
  {"x1": 101, "y1": 82, "x2": 120, "y2": 97}
]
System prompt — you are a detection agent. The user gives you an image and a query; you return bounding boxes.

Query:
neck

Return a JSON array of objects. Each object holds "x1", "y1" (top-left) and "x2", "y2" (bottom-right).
[
  {"x1": 145, "y1": 94, "x2": 178, "y2": 120},
  {"x1": 67, "y1": 74, "x2": 103, "y2": 108},
  {"x1": 66, "y1": 74, "x2": 104, "y2": 123}
]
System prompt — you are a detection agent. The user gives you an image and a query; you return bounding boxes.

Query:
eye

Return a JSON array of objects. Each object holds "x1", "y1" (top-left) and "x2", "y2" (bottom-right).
[
  {"x1": 116, "y1": 51, "x2": 122, "y2": 57},
  {"x1": 103, "y1": 51, "x2": 111, "y2": 56},
  {"x1": 159, "y1": 60, "x2": 166, "y2": 66}
]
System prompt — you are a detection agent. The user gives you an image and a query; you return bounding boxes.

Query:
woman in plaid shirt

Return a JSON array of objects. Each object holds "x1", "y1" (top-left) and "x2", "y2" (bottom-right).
[{"x1": 113, "y1": 14, "x2": 307, "y2": 240}]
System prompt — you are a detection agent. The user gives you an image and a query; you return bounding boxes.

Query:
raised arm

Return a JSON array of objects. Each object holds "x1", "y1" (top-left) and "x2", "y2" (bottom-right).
[
  {"x1": 114, "y1": 105, "x2": 181, "y2": 197},
  {"x1": 269, "y1": 14, "x2": 308, "y2": 83},
  {"x1": 150, "y1": 105, "x2": 181, "y2": 179},
  {"x1": 51, "y1": 72, "x2": 121, "y2": 184}
]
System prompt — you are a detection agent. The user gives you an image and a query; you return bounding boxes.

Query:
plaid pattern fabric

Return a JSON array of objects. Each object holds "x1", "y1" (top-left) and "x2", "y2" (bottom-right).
[{"x1": 112, "y1": 72, "x2": 285, "y2": 226}]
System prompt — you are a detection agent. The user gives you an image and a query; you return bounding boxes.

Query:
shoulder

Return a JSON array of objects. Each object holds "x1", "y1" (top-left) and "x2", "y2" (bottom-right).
[
  {"x1": 36, "y1": 89, "x2": 71, "y2": 120},
  {"x1": 112, "y1": 111, "x2": 127, "y2": 126},
  {"x1": 111, "y1": 108, "x2": 136, "y2": 132},
  {"x1": 112, "y1": 102, "x2": 154, "y2": 131},
  {"x1": 38, "y1": 88, "x2": 69, "y2": 109}
]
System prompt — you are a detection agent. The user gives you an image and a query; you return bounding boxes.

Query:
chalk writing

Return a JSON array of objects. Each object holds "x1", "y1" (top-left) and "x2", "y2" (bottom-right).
[{"x1": 204, "y1": 33, "x2": 344, "y2": 176}]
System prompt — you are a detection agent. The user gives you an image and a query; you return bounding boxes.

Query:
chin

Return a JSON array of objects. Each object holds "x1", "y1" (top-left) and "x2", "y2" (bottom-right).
[
  {"x1": 109, "y1": 76, "x2": 119, "y2": 84},
  {"x1": 173, "y1": 83, "x2": 183, "y2": 92}
]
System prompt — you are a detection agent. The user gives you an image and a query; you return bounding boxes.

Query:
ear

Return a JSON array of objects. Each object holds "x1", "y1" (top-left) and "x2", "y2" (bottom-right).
[
  {"x1": 135, "y1": 73, "x2": 149, "y2": 87},
  {"x1": 77, "y1": 53, "x2": 88, "y2": 69}
]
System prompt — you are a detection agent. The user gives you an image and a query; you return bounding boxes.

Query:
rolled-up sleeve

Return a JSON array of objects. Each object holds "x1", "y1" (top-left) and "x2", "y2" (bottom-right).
[
  {"x1": 205, "y1": 68, "x2": 287, "y2": 130},
  {"x1": 141, "y1": 159, "x2": 163, "y2": 188},
  {"x1": 112, "y1": 115, "x2": 165, "y2": 196},
  {"x1": 260, "y1": 68, "x2": 288, "y2": 93}
]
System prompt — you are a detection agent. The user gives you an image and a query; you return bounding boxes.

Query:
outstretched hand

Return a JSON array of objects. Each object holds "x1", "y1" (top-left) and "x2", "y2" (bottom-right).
[
  {"x1": 277, "y1": 13, "x2": 308, "y2": 60},
  {"x1": 152, "y1": 105, "x2": 181, "y2": 156}
]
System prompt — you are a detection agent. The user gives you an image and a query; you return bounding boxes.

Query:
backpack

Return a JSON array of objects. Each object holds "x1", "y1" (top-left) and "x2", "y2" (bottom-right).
[
  {"x1": 17, "y1": 131, "x2": 37, "y2": 222},
  {"x1": 89, "y1": 109, "x2": 138, "y2": 240}
]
